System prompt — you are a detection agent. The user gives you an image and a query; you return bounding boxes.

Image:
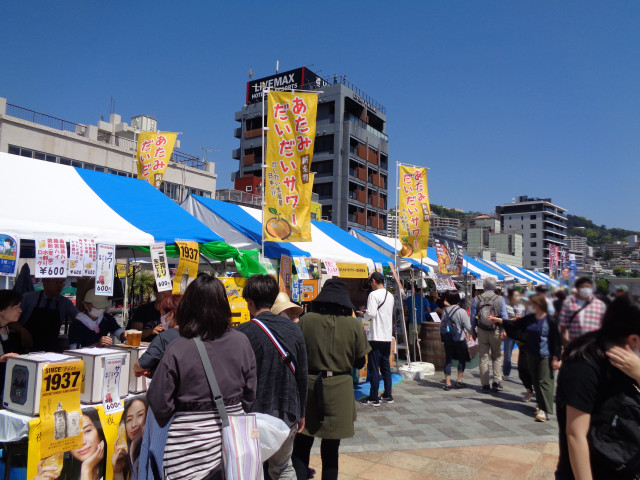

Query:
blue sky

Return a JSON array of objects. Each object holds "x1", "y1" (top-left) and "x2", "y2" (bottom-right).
[{"x1": 1, "y1": 1, "x2": 638, "y2": 230}]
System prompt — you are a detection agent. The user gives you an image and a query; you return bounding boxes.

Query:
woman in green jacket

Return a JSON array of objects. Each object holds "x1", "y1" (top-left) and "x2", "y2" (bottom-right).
[{"x1": 292, "y1": 279, "x2": 371, "y2": 480}]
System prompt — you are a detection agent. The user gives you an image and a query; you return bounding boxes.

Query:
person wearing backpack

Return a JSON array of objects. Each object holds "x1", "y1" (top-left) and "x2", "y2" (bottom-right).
[
  {"x1": 554, "y1": 296, "x2": 640, "y2": 480},
  {"x1": 471, "y1": 277, "x2": 509, "y2": 393},
  {"x1": 440, "y1": 291, "x2": 473, "y2": 390}
]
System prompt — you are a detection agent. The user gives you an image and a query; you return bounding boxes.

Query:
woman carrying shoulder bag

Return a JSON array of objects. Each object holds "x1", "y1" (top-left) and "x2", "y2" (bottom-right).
[{"x1": 441, "y1": 291, "x2": 473, "y2": 390}]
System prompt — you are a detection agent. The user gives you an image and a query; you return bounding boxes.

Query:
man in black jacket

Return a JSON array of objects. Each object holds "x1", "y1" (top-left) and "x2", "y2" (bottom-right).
[{"x1": 237, "y1": 275, "x2": 308, "y2": 480}]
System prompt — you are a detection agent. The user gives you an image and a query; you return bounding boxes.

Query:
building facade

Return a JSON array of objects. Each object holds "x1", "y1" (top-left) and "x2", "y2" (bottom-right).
[
  {"x1": 463, "y1": 215, "x2": 523, "y2": 267},
  {"x1": 567, "y1": 235, "x2": 588, "y2": 255},
  {"x1": 232, "y1": 68, "x2": 389, "y2": 234},
  {"x1": 496, "y1": 196, "x2": 567, "y2": 272},
  {"x1": 429, "y1": 214, "x2": 460, "y2": 241},
  {"x1": 0, "y1": 97, "x2": 216, "y2": 203}
]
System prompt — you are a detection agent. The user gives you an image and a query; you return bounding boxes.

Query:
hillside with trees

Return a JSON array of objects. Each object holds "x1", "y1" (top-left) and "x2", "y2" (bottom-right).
[{"x1": 566, "y1": 214, "x2": 640, "y2": 248}]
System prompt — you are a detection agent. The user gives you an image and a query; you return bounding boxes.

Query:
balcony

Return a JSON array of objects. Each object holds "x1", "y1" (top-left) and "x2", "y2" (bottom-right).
[
  {"x1": 232, "y1": 148, "x2": 241, "y2": 160},
  {"x1": 243, "y1": 153, "x2": 256, "y2": 166},
  {"x1": 234, "y1": 127, "x2": 242, "y2": 138},
  {"x1": 349, "y1": 189, "x2": 366, "y2": 203},
  {"x1": 350, "y1": 167, "x2": 368, "y2": 182},
  {"x1": 245, "y1": 128, "x2": 262, "y2": 139},
  {"x1": 346, "y1": 113, "x2": 389, "y2": 142},
  {"x1": 543, "y1": 223, "x2": 567, "y2": 236}
]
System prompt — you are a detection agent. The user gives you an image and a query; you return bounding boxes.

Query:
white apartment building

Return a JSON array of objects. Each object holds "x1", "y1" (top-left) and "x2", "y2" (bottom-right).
[{"x1": 0, "y1": 97, "x2": 217, "y2": 202}]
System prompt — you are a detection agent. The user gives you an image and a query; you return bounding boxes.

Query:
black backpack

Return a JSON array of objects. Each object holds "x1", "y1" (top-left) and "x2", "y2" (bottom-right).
[
  {"x1": 475, "y1": 294, "x2": 500, "y2": 331},
  {"x1": 440, "y1": 306, "x2": 461, "y2": 343},
  {"x1": 588, "y1": 371, "x2": 640, "y2": 479}
]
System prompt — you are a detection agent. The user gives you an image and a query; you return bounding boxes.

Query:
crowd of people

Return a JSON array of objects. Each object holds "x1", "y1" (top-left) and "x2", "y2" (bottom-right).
[{"x1": 1, "y1": 270, "x2": 639, "y2": 480}]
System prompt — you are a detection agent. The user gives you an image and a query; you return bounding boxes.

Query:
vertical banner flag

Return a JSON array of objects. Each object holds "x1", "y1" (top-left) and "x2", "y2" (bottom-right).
[
  {"x1": 82, "y1": 238, "x2": 97, "y2": 277},
  {"x1": 95, "y1": 244, "x2": 115, "y2": 295},
  {"x1": 68, "y1": 237, "x2": 84, "y2": 277},
  {"x1": 549, "y1": 245, "x2": 559, "y2": 279},
  {"x1": 150, "y1": 243, "x2": 172, "y2": 292},
  {"x1": 397, "y1": 166, "x2": 430, "y2": 258},
  {"x1": 39, "y1": 360, "x2": 83, "y2": 458},
  {"x1": 0, "y1": 234, "x2": 19, "y2": 277},
  {"x1": 560, "y1": 246, "x2": 570, "y2": 280},
  {"x1": 569, "y1": 253, "x2": 577, "y2": 284},
  {"x1": 264, "y1": 91, "x2": 318, "y2": 242},
  {"x1": 173, "y1": 241, "x2": 199, "y2": 294},
  {"x1": 279, "y1": 255, "x2": 292, "y2": 294},
  {"x1": 433, "y1": 234, "x2": 465, "y2": 275},
  {"x1": 35, "y1": 236, "x2": 67, "y2": 278},
  {"x1": 136, "y1": 132, "x2": 177, "y2": 189}
]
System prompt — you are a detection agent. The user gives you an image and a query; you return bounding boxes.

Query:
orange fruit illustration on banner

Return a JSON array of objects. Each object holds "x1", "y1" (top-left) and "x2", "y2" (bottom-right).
[{"x1": 265, "y1": 208, "x2": 292, "y2": 240}]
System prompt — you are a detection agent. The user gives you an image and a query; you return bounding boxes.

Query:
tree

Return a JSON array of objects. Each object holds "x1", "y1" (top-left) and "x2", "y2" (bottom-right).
[
  {"x1": 613, "y1": 266, "x2": 626, "y2": 277},
  {"x1": 596, "y1": 278, "x2": 609, "y2": 294}
]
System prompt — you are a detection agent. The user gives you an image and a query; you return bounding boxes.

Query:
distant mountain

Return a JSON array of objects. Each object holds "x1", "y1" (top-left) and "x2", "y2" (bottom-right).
[{"x1": 567, "y1": 214, "x2": 639, "y2": 248}]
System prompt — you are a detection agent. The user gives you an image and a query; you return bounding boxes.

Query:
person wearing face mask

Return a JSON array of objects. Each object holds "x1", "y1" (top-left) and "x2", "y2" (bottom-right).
[
  {"x1": 558, "y1": 277, "x2": 607, "y2": 347},
  {"x1": 68, "y1": 291, "x2": 125, "y2": 349},
  {"x1": 555, "y1": 297, "x2": 640, "y2": 480}
]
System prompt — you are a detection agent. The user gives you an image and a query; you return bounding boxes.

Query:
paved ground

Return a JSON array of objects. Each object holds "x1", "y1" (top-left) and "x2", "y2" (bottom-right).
[{"x1": 309, "y1": 362, "x2": 560, "y2": 479}]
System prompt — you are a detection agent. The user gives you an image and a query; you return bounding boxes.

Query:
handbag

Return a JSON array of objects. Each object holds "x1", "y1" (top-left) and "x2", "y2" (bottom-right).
[{"x1": 194, "y1": 337, "x2": 263, "y2": 480}]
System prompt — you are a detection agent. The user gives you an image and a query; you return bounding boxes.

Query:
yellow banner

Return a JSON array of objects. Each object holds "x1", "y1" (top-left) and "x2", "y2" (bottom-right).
[
  {"x1": 220, "y1": 277, "x2": 250, "y2": 327},
  {"x1": 136, "y1": 132, "x2": 177, "y2": 188},
  {"x1": 336, "y1": 262, "x2": 369, "y2": 278},
  {"x1": 173, "y1": 240, "x2": 199, "y2": 294},
  {"x1": 264, "y1": 91, "x2": 318, "y2": 242},
  {"x1": 39, "y1": 360, "x2": 83, "y2": 458},
  {"x1": 397, "y1": 166, "x2": 430, "y2": 258},
  {"x1": 29, "y1": 395, "x2": 147, "y2": 480}
]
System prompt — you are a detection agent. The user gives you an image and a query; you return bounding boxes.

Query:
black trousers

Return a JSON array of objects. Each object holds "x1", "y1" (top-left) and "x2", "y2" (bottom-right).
[{"x1": 292, "y1": 433, "x2": 340, "y2": 480}]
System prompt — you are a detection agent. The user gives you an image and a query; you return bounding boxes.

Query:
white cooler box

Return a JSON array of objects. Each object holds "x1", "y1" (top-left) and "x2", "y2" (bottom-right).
[
  {"x1": 2, "y1": 352, "x2": 80, "y2": 416},
  {"x1": 63, "y1": 348, "x2": 129, "y2": 404},
  {"x1": 111, "y1": 344, "x2": 149, "y2": 393}
]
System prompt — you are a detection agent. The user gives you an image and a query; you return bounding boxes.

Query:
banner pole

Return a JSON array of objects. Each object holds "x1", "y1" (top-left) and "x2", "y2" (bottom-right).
[{"x1": 261, "y1": 85, "x2": 267, "y2": 258}]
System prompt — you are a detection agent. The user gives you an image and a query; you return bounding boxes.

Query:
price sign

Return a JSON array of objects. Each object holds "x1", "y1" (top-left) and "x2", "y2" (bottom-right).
[
  {"x1": 150, "y1": 243, "x2": 172, "y2": 292},
  {"x1": 102, "y1": 356, "x2": 124, "y2": 414},
  {"x1": 95, "y1": 244, "x2": 115, "y2": 295},
  {"x1": 323, "y1": 259, "x2": 339, "y2": 277},
  {"x1": 173, "y1": 240, "x2": 199, "y2": 294},
  {"x1": 39, "y1": 360, "x2": 83, "y2": 458},
  {"x1": 35, "y1": 236, "x2": 67, "y2": 278}
]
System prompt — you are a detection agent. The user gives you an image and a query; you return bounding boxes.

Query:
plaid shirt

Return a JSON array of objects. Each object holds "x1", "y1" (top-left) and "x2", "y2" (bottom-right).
[{"x1": 558, "y1": 295, "x2": 606, "y2": 342}]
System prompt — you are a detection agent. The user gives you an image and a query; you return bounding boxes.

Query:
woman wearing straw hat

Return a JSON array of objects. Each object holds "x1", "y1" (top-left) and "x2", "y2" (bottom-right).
[
  {"x1": 272, "y1": 292, "x2": 304, "y2": 323},
  {"x1": 292, "y1": 279, "x2": 371, "y2": 480}
]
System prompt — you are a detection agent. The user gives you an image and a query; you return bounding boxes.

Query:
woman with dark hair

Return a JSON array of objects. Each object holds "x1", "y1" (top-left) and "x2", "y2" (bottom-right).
[
  {"x1": 112, "y1": 397, "x2": 148, "y2": 480},
  {"x1": 555, "y1": 297, "x2": 640, "y2": 480},
  {"x1": 292, "y1": 278, "x2": 371, "y2": 480},
  {"x1": 147, "y1": 275, "x2": 257, "y2": 480},
  {"x1": 0, "y1": 290, "x2": 22, "y2": 398},
  {"x1": 489, "y1": 294, "x2": 561, "y2": 422},
  {"x1": 35, "y1": 407, "x2": 107, "y2": 480},
  {"x1": 441, "y1": 290, "x2": 473, "y2": 390}
]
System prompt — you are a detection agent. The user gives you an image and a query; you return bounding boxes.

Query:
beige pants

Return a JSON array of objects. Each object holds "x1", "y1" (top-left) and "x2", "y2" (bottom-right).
[{"x1": 477, "y1": 327, "x2": 503, "y2": 386}]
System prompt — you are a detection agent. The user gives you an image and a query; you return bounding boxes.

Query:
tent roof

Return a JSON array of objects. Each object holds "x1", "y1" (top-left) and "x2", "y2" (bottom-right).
[
  {"x1": 349, "y1": 228, "x2": 433, "y2": 272},
  {"x1": 182, "y1": 195, "x2": 392, "y2": 268},
  {"x1": 0, "y1": 152, "x2": 222, "y2": 245}
]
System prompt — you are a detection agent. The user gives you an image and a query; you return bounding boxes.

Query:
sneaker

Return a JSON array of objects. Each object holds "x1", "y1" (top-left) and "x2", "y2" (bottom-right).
[
  {"x1": 492, "y1": 382, "x2": 504, "y2": 392},
  {"x1": 381, "y1": 395, "x2": 394, "y2": 404},
  {"x1": 535, "y1": 410, "x2": 548, "y2": 422},
  {"x1": 454, "y1": 381, "x2": 466, "y2": 389},
  {"x1": 442, "y1": 384, "x2": 452, "y2": 391},
  {"x1": 367, "y1": 399, "x2": 380, "y2": 407},
  {"x1": 481, "y1": 385, "x2": 491, "y2": 393},
  {"x1": 523, "y1": 391, "x2": 534, "y2": 402}
]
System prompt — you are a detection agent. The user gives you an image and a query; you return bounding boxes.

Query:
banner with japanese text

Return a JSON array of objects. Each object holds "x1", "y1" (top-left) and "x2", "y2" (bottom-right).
[
  {"x1": 173, "y1": 240, "x2": 199, "y2": 294},
  {"x1": 397, "y1": 166, "x2": 430, "y2": 259},
  {"x1": 95, "y1": 244, "x2": 115, "y2": 296},
  {"x1": 136, "y1": 132, "x2": 177, "y2": 188},
  {"x1": 549, "y1": 245, "x2": 559, "y2": 279},
  {"x1": 279, "y1": 255, "x2": 292, "y2": 294},
  {"x1": 150, "y1": 243, "x2": 172, "y2": 292},
  {"x1": 560, "y1": 246, "x2": 570, "y2": 280},
  {"x1": 264, "y1": 91, "x2": 318, "y2": 242},
  {"x1": 39, "y1": 360, "x2": 83, "y2": 458},
  {"x1": 433, "y1": 234, "x2": 464, "y2": 275},
  {"x1": 0, "y1": 233, "x2": 19, "y2": 277},
  {"x1": 35, "y1": 236, "x2": 67, "y2": 278}
]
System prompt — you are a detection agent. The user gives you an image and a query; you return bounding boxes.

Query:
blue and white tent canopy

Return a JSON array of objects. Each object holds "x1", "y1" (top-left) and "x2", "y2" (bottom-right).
[
  {"x1": 182, "y1": 195, "x2": 392, "y2": 269},
  {"x1": 0, "y1": 152, "x2": 222, "y2": 246}
]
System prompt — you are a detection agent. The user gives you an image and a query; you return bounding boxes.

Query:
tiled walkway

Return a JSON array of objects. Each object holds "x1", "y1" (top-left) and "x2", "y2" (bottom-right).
[{"x1": 309, "y1": 363, "x2": 560, "y2": 479}]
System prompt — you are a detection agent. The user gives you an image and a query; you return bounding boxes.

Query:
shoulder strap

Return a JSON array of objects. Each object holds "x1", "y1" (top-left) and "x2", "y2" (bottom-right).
[
  {"x1": 567, "y1": 300, "x2": 591, "y2": 325},
  {"x1": 194, "y1": 337, "x2": 229, "y2": 427},
  {"x1": 251, "y1": 318, "x2": 296, "y2": 375},
  {"x1": 377, "y1": 290, "x2": 389, "y2": 311}
]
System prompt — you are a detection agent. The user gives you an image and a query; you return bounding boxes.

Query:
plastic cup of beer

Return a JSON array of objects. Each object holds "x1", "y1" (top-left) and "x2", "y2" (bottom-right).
[
  {"x1": 42, "y1": 452, "x2": 64, "y2": 476},
  {"x1": 130, "y1": 330, "x2": 142, "y2": 347}
]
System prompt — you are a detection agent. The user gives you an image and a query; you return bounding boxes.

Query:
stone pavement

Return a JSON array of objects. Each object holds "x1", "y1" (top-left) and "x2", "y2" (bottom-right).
[{"x1": 309, "y1": 364, "x2": 560, "y2": 479}]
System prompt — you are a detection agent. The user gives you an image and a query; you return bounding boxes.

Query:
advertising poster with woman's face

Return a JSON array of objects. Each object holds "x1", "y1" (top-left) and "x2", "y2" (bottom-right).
[{"x1": 28, "y1": 395, "x2": 148, "y2": 480}]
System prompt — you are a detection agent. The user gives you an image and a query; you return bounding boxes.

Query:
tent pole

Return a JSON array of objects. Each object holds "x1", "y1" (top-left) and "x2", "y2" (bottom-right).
[{"x1": 418, "y1": 259, "x2": 423, "y2": 362}]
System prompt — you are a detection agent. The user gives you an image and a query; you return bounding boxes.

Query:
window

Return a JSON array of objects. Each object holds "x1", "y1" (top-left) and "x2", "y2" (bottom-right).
[
  {"x1": 530, "y1": 214, "x2": 536, "y2": 219},
  {"x1": 59, "y1": 158, "x2": 72, "y2": 166},
  {"x1": 531, "y1": 233, "x2": 537, "y2": 238},
  {"x1": 531, "y1": 251, "x2": 537, "y2": 257},
  {"x1": 530, "y1": 224, "x2": 536, "y2": 229},
  {"x1": 531, "y1": 242, "x2": 537, "y2": 247},
  {"x1": 521, "y1": 216, "x2": 524, "y2": 220},
  {"x1": 312, "y1": 182, "x2": 333, "y2": 200},
  {"x1": 246, "y1": 186, "x2": 252, "y2": 192},
  {"x1": 8, "y1": 145, "x2": 20, "y2": 155},
  {"x1": 531, "y1": 261, "x2": 537, "y2": 266}
]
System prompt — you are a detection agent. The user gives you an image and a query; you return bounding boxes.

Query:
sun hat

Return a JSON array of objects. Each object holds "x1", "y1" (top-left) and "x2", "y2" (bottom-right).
[
  {"x1": 271, "y1": 292, "x2": 303, "y2": 318},
  {"x1": 616, "y1": 284, "x2": 629, "y2": 292},
  {"x1": 83, "y1": 290, "x2": 111, "y2": 309},
  {"x1": 313, "y1": 279, "x2": 355, "y2": 310}
]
